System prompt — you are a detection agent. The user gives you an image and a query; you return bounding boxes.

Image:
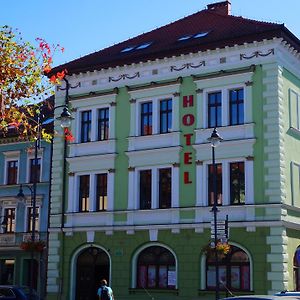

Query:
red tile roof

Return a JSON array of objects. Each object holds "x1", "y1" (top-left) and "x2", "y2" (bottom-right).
[{"x1": 51, "y1": 6, "x2": 300, "y2": 76}]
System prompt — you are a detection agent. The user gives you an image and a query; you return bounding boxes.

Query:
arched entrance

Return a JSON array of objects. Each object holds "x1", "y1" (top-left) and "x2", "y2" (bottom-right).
[{"x1": 76, "y1": 246, "x2": 110, "y2": 300}]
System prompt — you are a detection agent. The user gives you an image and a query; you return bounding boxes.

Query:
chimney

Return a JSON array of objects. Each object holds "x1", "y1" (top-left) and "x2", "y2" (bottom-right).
[{"x1": 207, "y1": 1, "x2": 231, "y2": 16}]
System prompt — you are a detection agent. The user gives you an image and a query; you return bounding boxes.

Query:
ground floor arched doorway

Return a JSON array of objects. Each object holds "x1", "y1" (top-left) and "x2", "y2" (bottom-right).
[{"x1": 76, "y1": 246, "x2": 110, "y2": 300}]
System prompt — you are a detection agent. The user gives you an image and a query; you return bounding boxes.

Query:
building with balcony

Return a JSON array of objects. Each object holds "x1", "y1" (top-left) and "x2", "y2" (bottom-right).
[
  {"x1": 48, "y1": 1, "x2": 300, "y2": 299},
  {"x1": 0, "y1": 100, "x2": 53, "y2": 299}
]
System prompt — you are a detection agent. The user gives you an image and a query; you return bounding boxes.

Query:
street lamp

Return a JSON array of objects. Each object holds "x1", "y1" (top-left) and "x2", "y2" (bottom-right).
[
  {"x1": 207, "y1": 127, "x2": 223, "y2": 300},
  {"x1": 16, "y1": 105, "x2": 73, "y2": 300}
]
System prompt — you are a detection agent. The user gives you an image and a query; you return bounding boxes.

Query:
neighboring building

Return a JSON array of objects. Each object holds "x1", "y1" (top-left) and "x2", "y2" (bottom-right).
[
  {"x1": 48, "y1": 1, "x2": 300, "y2": 299},
  {"x1": 0, "y1": 100, "x2": 53, "y2": 299}
]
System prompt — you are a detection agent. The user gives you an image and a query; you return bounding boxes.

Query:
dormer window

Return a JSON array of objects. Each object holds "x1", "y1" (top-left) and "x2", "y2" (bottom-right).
[
  {"x1": 136, "y1": 42, "x2": 152, "y2": 50},
  {"x1": 193, "y1": 31, "x2": 209, "y2": 38},
  {"x1": 121, "y1": 46, "x2": 135, "y2": 53},
  {"x1": 177, "y1": 35, "x2": 192, "y2": 41},
  {"x1": 177, "y1": 31, "x2": 209, "y2": 42}
]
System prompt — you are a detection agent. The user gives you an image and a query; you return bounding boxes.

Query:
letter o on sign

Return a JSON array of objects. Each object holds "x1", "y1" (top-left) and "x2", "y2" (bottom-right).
[{"x1": 182, "y1": 114, "x2": 195, "y2": 126}]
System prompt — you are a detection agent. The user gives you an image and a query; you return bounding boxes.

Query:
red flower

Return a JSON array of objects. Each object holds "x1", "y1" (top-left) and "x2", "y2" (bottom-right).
[{"x1": 64, "y1": 128, "x2": 75, "y2": 142}]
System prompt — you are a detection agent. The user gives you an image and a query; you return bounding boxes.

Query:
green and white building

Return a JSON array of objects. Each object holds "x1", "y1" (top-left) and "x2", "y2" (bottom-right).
[{"x1": 47, "y1": 1, "x2": 300, "y2": 299}]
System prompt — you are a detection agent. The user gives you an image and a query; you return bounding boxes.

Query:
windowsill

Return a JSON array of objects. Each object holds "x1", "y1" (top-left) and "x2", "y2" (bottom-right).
[
  {"x1": 129, "y1": 288, "x2": 178, "y2": 295},
  {"x1": 288, "y1": 127, "x2": 300, "y2": 139},
  {"x1": 198, "y1": 289, "x2": 253, "y2": 295}
]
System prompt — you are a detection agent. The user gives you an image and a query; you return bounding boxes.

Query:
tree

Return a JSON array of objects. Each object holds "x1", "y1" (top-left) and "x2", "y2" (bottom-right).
[{"x1": 0, "y1": 25, "x2": 66, "y2": 140}]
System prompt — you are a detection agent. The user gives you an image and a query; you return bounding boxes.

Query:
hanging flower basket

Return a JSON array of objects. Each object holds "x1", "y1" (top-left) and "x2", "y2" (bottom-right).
[
  {"x1": 203, "y1": 240, "x2": 231, "y2": 259},
  {"x1": 20, "y1": 240, "x2": 46, "y2": 252}
]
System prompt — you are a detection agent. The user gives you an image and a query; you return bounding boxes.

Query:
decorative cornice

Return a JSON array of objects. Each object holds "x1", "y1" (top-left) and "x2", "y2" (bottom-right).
[
  {"x1": 170, "y1": 61, "x2": 205, "y2": 72},
  {"x1": 109, "y1": 72, "x2": 140, "y2": 82},
  {"x1": 240, "y1": 48, "x2": 274, "y2": 60}
]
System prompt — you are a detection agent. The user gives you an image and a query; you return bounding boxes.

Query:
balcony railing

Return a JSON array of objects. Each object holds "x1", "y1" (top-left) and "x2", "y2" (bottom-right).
[{"x1": 0, "y1": 232, "x2": 47, "y2": 248}]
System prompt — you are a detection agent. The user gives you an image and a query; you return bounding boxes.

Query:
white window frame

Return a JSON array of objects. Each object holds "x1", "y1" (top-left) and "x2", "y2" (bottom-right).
[
  {"x1": 199, "y1": 158, "x2": 253, "y2": 206},
  {"x1": 3, "y1": 151, "x2": 20, "y2": 185},
  {"x1": 134, "y1": 165, "x2": 174, "y2": 210},
  {"x1": 203, "y1": 84, "x2": 246, "y2": 129},
  {"x1": 291, "y1": 161, "x2": 300, "y2": 207},
  {"x1": 75, "y1": 101, "x2": 116, "y2": 144},
  {"x1": 26, "y1": 149, "x2": 43, "y2": 183},
  {"x1": 289, "y1": 89, "x2": 300, "y2": 131},
  {"x1": 136, "y1": 94, "x2": 174, "y2": 136},
  {"x1": 3, "y1": 206, "x2": 17, "y2": 233},
  {"x1": 70, "y1": 170, "x2": 114, "y2": 213},
  {"x1": 25, "y1": 206, "x2": 40, "y2": 232}
]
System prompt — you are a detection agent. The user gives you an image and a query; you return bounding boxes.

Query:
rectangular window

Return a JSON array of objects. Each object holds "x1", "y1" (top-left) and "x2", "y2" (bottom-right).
[
  {"x1": 27, "y1": 207, "x2": 39, "y2": 232},
  {"x1": 208, "y1": 92, "x2": 222, "y2": 128},
  {"x1": 81, "y1": 110, "x2": 92, "y2": 143},
  {"x1": 291, "y1": 162, "x2": 300, "y2": 207},
  {"x1": 141, "y1": 102, "x2": 152, "y2": 135},
  {"x1": 208, "y1": 164, "x2": 222, "y2": 205},
  {"x1": 229, "y1": 88, "x2": 244, "y2": 125},
  {"x1": 160, "y1": 99, "x2": 172, "y2": 133},
  {"x1": 289, "y1": 89, "x2": 300, "y2": 130},
  {"x1": 140, "y1": 170, "x2": 152, "y2": 209},
  {"x1": 29, "y1": 158, "x2": 41, "y2": 183},
  {"x1": 230, "y1": 162, "x2": 245, "y2": 205},
  {"x1": 159, "y1": 168, "x2": 171, "y2": 209},
  {"x1": 96, "y1": 174, "x2": 107, "y2": 211},
  {"x1": 79, "y1": 175, "x2": 90, "y2": 212},
  {"x1": 4, "y1": 208, "x2": 15, "y2": 233},
  {"x1": 7, "y1": 160, "x2": 18, "y2": 185},
  {"x1": 98, "y1": 108, "x2": 109, "y2": 141}
]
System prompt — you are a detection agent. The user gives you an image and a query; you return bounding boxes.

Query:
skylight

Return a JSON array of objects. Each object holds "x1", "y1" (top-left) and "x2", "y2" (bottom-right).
[
  {"x1": 178, "y1": 31, "x2": 209, "y2": 42},
  {"x1": 136, "y1": 42, "x2": 152, "y2": 50},
  {"x1": 193, "y1": 31, "x2": 209, "y2": 38},
  {"x1": 121, "y1": 46, "x2": 135, "y2": 53},
  {"x1": 178, "y1": 35, "x2": 192, "y2": 41}
]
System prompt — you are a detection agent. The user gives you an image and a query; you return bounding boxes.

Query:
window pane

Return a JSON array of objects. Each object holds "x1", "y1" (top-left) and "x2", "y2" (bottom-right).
[
  {"x1": 140, "y1": 170, "x2": 152, "y2": 209},
  {"x1": 208, "y1": 164, "x2": 222, "y2": 205},
  {"x1": 96, "y1": 174, "x2": 107, "y2": 211},
  {"x1": 141, "y1": 102, "x2": 153, "y2": 135},
  {"x1": 81, "y1": 111, "x2": 92, "y2": 143},
  {"x1": 159, "y1": 266, "x2": 168, "y2": 288},
  {"x1": 231, "y1": 266, "x2": 241, "y2": 289},
  {"x1": 208, "y1": 92, "x2": 222, "y2": 128},
  {"x1": 29, "y1": 158, "x2": 41, "y2": 183},
  {"x1": 4, "y1": 208, "x2": 15, "y2": 233},
  {"x1": 148, "y1": 265, "x2": 156, "y2": 288},
  {"x1": 230, "y1": 162, "x2": 245, "y2": 205},
  {"x1": 27, "y1": 207, "x2": 39, "y2": 232},
  {"x1": 159, "y1": 168, "x2": 171, "y2": 209},
  {"x1": 79, "y1": 175, "x2": 90, "y2": 212},
  {"x1": 160, "y1": 99, "x2": 172, "y2": 133},
  {"x1": 7, "y1": 160, "x2": 18, "y2": 185},
  {"x1": 230, "y1": 89, "x2": 244, "y2": 125},
  {"x1": 98, "y1": 108, "x2": 109, "y2": 141}
]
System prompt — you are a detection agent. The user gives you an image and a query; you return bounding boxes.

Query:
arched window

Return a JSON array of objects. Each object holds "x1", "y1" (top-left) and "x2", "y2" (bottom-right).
[
  {"x1": 206, "y1": 245, "x2": 250, "y2": 291},
  {"x1": 137, "y1": 246, "x2": 176, "y2": 289},
  {"x1": 294, "y1": 246, "x2": 300, "y2": 291}
]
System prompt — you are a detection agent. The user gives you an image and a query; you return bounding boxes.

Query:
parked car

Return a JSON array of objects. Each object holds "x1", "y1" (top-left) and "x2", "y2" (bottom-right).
[
  {"x1": 221, "y1": 296, "x2": 300, "y2": 300},
  {"x1": 275, "y1": 291, "x2": 300, "y2": 297},
  {"x1": 0, "y1": 285, "x2": 40, "y2": 300}
]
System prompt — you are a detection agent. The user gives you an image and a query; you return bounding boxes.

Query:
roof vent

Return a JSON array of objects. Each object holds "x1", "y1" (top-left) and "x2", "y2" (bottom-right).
[{"x1": 207, "y1": 1, "x2": 231, "y2": 16}]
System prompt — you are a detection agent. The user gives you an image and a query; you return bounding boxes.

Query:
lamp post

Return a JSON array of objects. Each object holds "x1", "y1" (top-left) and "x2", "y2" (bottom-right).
[
  {"x1": 16, "y1": 105, "x2": 73, "y2": 300},
  {"x1": 207, "y1": 127, "x2": 223, "y2": 300}
]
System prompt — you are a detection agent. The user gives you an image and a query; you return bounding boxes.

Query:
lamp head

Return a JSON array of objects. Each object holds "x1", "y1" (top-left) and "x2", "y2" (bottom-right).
[
  {"x1": 56, "y1": 107, "x2": 74, "y2": 128},
  {"x1": 207, "y1": 127, "x2": 223, "y2": 147},
  {"x1": 16, "y1": 185, "x2": 26, "y2": 202}
]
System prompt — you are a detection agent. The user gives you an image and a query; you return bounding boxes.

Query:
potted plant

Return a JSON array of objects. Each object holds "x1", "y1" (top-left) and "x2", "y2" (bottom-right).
[
  {"x1": 203, "y1": 240, "x2": 230, "y2": 259},
  {"x1": 20, "y1": 240, "x2": 46, "y2": 252}
]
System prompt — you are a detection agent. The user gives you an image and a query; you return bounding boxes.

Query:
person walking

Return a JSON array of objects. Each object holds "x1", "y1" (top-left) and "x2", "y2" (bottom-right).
[{"x1": 97, "y1": 279, "x2": 114, "y2": 300}]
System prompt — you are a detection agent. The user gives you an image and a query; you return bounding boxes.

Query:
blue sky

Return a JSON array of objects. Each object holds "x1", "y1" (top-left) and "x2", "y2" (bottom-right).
[{"x1": 1, "y1": 0, "x2": 300, "y2": 67}]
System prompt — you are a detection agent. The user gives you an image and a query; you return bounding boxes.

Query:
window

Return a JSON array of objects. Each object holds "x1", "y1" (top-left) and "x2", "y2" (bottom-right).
[
  {"x1": 208, "y1": 164, "x2": 222, "y2": 206},
  {"x1": 98, "y1": 108, "x2": 109, "y2": 141},
  {"x1": 230, "y1": 162, "x2": 245, "y2": 205},
  {"x1": 96, "y1": 174, "x2": 107, "y2": 211},
  {"x1": 0, "y1": 259, "x2": 15, "y2": 285},
  {"x1": 6, "y1": 160, "x2": 18, "y2": 185},
  {"x1": 206, "y1": 245, "x2": 250, "y2": 291},
  {"x1": 160, "y1": 99, "x2": 172, "y2": 134},
  {"x1": 3, "y1": 208, "x2": 15, "y2": 233},
  {"x1": 141, "y1": 102, "x2": 153, "y2": 136},
  {"x1": 291, "y1": 162, "x2": 300, "y2": 207},
  {"x1": 294, "y1": 247, "x2": 300, "y2": 291},
  {"x1": 27, "y1": 207, "x2": 39, "y2": 232},
  {"x1": 136, "y1": 42, "x2": 152, "y2": 50},
  {"x1": 29, "y1": 158, "x2": 41, "y2": 183},
  {"x1": 159, "y1": 168, "x2": 171, "y2": 209},
  {"x1": 229, "y1": 89, "x2": 244, "y2": 125},
  {"x1": 137, "y1": 246, "x2": 176, "y2": 289},
  {"x1": 81, "y1": 110, "x2": 92, "y2": 143},
  {"x1": 140, "y1": 170, "x2": 152, "y2": 210},
  {"x1": 289, "y1": 89, "x2": 300, "y2": 130},
  {"x1": 208, "y1": 92, "x2": 222, "y2": 128},
  {"x1": 79, "y1": 175, "x2": 90, "y2": 212}
]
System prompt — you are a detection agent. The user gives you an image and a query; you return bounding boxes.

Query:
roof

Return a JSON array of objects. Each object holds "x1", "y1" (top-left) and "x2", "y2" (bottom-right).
[{"x1": 51, "y1": 3, "x2": 300, "y2": 76}]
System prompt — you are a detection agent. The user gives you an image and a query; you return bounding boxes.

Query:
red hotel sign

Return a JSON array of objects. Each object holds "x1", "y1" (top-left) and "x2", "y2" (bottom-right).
[{"x1": 182, "y1": 95, "x2": 194, "y2": 184}]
